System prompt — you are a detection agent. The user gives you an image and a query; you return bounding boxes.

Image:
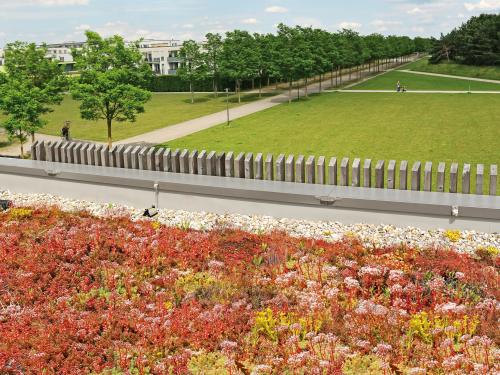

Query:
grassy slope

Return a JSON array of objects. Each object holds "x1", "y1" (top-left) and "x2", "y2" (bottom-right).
[
  {"x1": 347, "y1": 70, "x2": 500, "y2": 91},
  {"x1": 32, "y1": 93, "x2": 273, "y2": 142},
  {"x1": 164, "y1": 92, "x2": 500, "y2": 193},
  {"x1": 402, "y1": 58, "x2": 500, "y2": 81}
]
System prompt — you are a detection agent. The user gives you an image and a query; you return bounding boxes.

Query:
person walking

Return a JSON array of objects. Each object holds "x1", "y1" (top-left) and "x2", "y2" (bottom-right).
[
  {"x1": 396, "y1": 81, "x2": 401, "y2": 92},
  {"x1": 61, "y1": 121, "x2": 70, "y2": 141}
]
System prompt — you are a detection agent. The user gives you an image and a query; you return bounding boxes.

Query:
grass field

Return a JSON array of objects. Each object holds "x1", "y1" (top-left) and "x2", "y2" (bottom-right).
[
  {"x1": 347, "y1": 70, "x2": 500, "y2": 91},
  {"x1": 164, "y1": 92, "x2": 500, "y2": 193},
  {"x1": 0, "y1": 92, "x2": 273, "y2": 142},
  {"x1": 401, "y1": 58, "x2": 500, "y2": 81}
]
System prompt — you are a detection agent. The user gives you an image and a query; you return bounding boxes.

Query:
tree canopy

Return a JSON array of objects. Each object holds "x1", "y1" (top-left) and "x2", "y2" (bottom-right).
[
  {"x1": 70, "y1": 31, "x2": 152, "y2": 147},
  {"x1": 430, "y1": 14, "x2": 500, "y2": 66},
  {"x1": 0, "y1": 41, "x2": 66, "y2": 156}
]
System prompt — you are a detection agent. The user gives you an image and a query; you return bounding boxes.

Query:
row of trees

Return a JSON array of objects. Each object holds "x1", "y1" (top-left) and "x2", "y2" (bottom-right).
[
  {"x1": 1, "y1": 26, "x2": 431, "y2": 155},
  {"x1": 430, "y1": 14, "x2": 500, "y2": 66},
  {"x1": 178, "y1": 24, "x2": 432, "y2": 103}
]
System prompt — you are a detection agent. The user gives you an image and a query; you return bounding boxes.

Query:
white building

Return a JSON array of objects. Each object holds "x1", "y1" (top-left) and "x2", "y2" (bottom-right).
[
  {"x1": 138, "y1": 39, "x2": 182, "y2": 75},
  {"x1": 45, "y1": 42, "x2": 85, "y2": 73},
  {"x1": 1, "y1": 38, "x2": 184, "y2": 75}
]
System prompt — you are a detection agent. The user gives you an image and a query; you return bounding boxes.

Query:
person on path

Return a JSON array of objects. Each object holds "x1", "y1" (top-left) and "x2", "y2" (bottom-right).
[
  {"x1": 396, "y1": 81, "x2": 401, "y2": 92},
  {"x1": 61, "y1": 121, "x2": 70, "y2": 141}
]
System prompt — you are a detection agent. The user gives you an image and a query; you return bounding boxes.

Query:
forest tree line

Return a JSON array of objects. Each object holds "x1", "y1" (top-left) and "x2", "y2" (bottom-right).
[{"x1": 430, "y1": 14, "x2": 500, "y2": 66}]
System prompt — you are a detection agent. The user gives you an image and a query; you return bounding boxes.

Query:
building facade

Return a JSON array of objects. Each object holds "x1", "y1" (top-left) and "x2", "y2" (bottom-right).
[
  {"x1": 1, "y1": 39, "x2": 183, "y2": 75},
  {"x1": 138, "y1": 39, "x2": 182, "y2": 75},
  {"x1": 45, "y1": 42, "x2": 85, "y2": 72}
]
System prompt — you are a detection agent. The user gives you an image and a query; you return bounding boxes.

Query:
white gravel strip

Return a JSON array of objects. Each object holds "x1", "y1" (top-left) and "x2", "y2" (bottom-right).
[{"x1": 1, "y1": 190, "x2": 499, "y2": 254}]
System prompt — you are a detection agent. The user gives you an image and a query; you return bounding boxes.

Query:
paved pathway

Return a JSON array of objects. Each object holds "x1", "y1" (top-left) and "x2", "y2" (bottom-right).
[
  {"x1": 333, "y1": 89, "x2": 500, "y2": 94},
  {"x1": 399, "y1": 70, "x2": 500, "y2": 84}
]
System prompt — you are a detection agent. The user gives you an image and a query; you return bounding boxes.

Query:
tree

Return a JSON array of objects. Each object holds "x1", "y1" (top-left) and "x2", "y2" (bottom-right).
[
  {"x1": 203, "y1": 33, "x2": 223, "y2": 97},
  {"x1": 178, "y1": 40, "x2": 205, "y2": 104},
  {"x1": 220, "y1": 30, "x2": 259, "y2": 103},
  {"x1": 254, "y1": 33, "x2": 280, "y2": 97},
  {"x1": 70, "y1": 31, "x2": 152, "y2": 148},
  {"x1": 0, "y1": 42, "x2": 66, "y2": 156}
]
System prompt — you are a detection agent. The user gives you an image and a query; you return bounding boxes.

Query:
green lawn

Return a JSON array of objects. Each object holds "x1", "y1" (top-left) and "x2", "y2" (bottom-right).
[
  {"x1": 31, "y1": 92, "x2": 273, "y2": 142},
  {"x1": 348, "y1": 70, "x2": 500, "y2": 91},
  {"x1": 401, "y1": 58, "x2": 500, "y2": 81},
  {"x1": 163, "y1": 92, "x2": 500, "y2": 193}
]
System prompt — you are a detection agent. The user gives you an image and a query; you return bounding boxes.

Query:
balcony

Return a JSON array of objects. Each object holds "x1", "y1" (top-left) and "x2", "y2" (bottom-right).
[{"x1": 167, "y1": 57, "x2": 181, "y2": 63}]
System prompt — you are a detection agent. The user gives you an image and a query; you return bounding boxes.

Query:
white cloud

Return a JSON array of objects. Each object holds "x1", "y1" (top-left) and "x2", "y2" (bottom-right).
[
  {"x1": 265, "y1": 5, "x2": 288, "y2": 13},
  {"x1": 182, "y1": 24, "x2": 194, "y2": 29},
  {"x1": 338, "y1": 21, "x2": 362, "y2": 30},
  {"x1": 0, "y1": 0, "x2": 89, "y2": 6},
  {"x1": 407, "y1": 7, "x2": 424, "y2": 15},
  {"x1": 75, "y1": 24, "x2": 90, "y2": 31},
  {"x1": 371, "y1": 19, "x2": 402, "y2": 31},
  {"x1": 66, "y1": 21, "x2": 173, "y2": 42},
  {"x1": 241, "y1": 18, "x2": 258, "y2": 25},
  {"x1": 464, "y1": 0, "x2": 500, "y2": 11}
]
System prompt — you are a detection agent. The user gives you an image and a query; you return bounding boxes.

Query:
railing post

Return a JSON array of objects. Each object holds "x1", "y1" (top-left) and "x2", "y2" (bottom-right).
[
  {"x1": 122, "y1": 146, "x2": 133, "y2": 169},
  {"x1": 285, "y1": 155, "x2": 295, "y2": 182},
  {"x1": 244, "y1": 153, "x2": 254, "y2": 179},
  {"x1": 317, "y1": 156, "x2": 325, "y2": 185},
  {"x1": 424, "y1": 162, "x2": 432, "y2": 192},
  {"x1": 363, "y1": 159, "x2": 372, "y2": 188},
  {"x1": 179, "y1": 149, "x2": 190, "y2": 174},
  {"x1": 476, "y1": 164, "x2": 484, "y2": 195},
  {"x1": 450, "y1": 163, "x2": 458, "y2": 193},
  {"x1": 171, "y1": 149, "x2": 180, "y2": 173},
  {"x1": 207, "y1": 151, "x2": 217, "y2": 176},
  {"x1": 265, "y1": 154, "x2": 274, "y2": 181},
  {"x1": 296, "y1": 155, "x2": 305, "y2": 183},
  {"x1": 462, "y1": 164, "x2": 471, "y2": 194},
  {"x1": 328, "y1": 157, "x2": 337, "y2": 185},
  {"x1": 340, "y1": 157, "x2": 349, "y2": 186},
  {"x1": 306, "y1": 156, "x2": 315, "y2": 184},
  {"x1": 437, "y1": 162, "x2": 446, "y2": 192},
  {"x1": 490, "y1": 165, "x2": 498, "y2": 196},
  {"x1": 387, "y1": 160, "x2": 396, "y2": 189},
  {"x1": 411, "y1": 162, "x2": 421, "y2": 191},
  {"x1": 399, "y1": 160, "x2": 408, "y2": 190},
  {"x1": 352, "y1": 158, "x2": 360, "y2": 187},
  {"x1": 197, "y1": 150, "x2": 207, "y2": 175},
  {"x1": 217, "y1": 152, "x2": 226, "y2": 177},
  {"x1": 225, "y1": 152, "x2": 234, "y2": 177},
  {"x1": 146, "y1": 147, "x2": 156, "y2": 171},
  {"x1": 162, "y1": 148, "x2": 172, "y2": 172},
  {"x1": 189, "y1": 150, "x2": 198, "y2": 174},
  {"x1": 255, "y1": 153, "x2": 263, "y2": 180},
  {"x1": 276, "y1": 154, "x2": 285, "y2": 181},
  {"x1": 375, "y1": 160, "x2": 385, "y2": 188},
  {"x1": 154, "y1": 148, "x2": 165, "y2": 171},
  {"x1": 235, "y1": 152, "x2": 245, "y2": 178}
]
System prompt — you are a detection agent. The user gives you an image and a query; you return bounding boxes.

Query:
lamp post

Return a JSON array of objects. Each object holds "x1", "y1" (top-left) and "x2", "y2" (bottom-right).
[{"x1": 225, "y1": 88, "x2": 230, "y2": 126}]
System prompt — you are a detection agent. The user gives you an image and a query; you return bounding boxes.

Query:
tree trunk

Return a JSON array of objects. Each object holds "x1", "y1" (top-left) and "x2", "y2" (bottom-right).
[
  {"x1": 31, "y1": 132, "x2": 35, "y2": 143},
  {"x1": 107, "y1": 118, "x2": 112, "y2": 149},
  {"x1": 213, "y1": 78, "x2": 218, "y2": 98},
  {"x1": 237, "y1": 80, "x2": 241, "y2": 103},
  {"x1": 331, "y1": 67, "x2": 334, "y2": 86},
  {"x1": 190, "y1": 81, "x2": 194, "y2": 104},
  {"x1": 288, "y1": 80, "x2": 292, "y2": 104},
  {"x1": 259, "y1": 77, "x2": 262, "y2": 98},
  {"x1": 267, "y1": 76, "x2": 270, "y2": 87},
  {"x1": 20, "y1": 132, "x2": 24, "y2": 158},
  {"x1": 305, "y1": 77, "x2": 309, "y2": 97},
  {"x1": 319, "y1": 74, "x2": 322, "y2": 93}
]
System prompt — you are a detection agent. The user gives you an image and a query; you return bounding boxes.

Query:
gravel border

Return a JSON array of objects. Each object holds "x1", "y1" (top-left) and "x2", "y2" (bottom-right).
[{"x1": 1, "y1": 190, "x2": 499, "y2": 254}]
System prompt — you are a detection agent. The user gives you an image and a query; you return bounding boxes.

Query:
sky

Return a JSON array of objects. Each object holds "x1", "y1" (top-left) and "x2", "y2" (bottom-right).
[{"x1": 0, "y1": 0, "x2": 499, "y2": 46}]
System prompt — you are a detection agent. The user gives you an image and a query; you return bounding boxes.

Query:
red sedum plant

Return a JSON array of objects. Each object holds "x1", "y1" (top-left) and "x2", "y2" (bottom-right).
[{"x1": 0, "y1": 206, "x2": 498, "y2": 374}]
